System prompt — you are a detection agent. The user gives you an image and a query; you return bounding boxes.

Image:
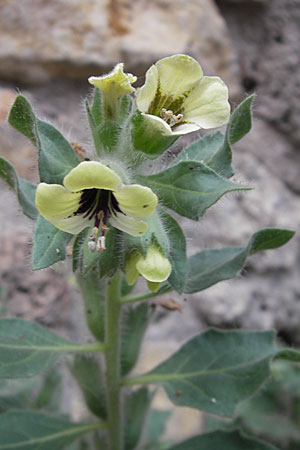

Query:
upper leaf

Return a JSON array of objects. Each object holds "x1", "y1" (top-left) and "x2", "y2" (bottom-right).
[
  {"x1": 169, "y1": 430, "x2": 279, "y2": 450},
  {"x1": 184, "y1": 228, "x2": 295, "y2": 293},
  {"x1": 0, "y1": 410, "x2": 102, "y2": 450},
  {"x1": 172, "y1": 131, "x2": 224, "y2": 169},
  {"x1": 32, "y1": 215, "x2": 72, "y2": 270},
  {"x1": 161, "y1": 211, "x2": 187, "y2": 293},
  {"x1": 211, "y1": 95, "x2": 254, "y2": 178},
  {"x1": 8, "y1": 95, "x2": 79, "y2": 184},
  {"x1": 0, "y1": 156, "x2": 38, "y2": 220},
  {"x1": 138, "y1": 161, "x2": 250, "y2": 220}
]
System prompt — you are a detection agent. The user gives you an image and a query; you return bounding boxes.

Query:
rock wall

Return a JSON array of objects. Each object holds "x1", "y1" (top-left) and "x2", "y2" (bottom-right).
[{"x1": 0, "y1": 0, "x2": 299, "y2": 364}]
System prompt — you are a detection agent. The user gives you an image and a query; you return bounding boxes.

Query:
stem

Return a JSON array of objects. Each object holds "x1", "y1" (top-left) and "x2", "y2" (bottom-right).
[
  {"x1": 120, "y1": 284, "x2": 173, "y2": 304},
  {"x1": 105, "y1": 270, "x2": 123, "y2": 450}
]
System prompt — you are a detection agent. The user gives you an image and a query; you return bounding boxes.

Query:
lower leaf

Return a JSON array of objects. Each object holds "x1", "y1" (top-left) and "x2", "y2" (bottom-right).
[
  {"x1": 0, "y1": 411, "x2": 103, "y2": 450},
  {"x1": 168, "y1": 430, "x2": 279, "y2": 450}
]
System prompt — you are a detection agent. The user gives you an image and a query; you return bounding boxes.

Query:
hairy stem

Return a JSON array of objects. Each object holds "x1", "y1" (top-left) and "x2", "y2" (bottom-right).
[{"x1": 105, "y1": 270, "x2": 123, "y2": 450}]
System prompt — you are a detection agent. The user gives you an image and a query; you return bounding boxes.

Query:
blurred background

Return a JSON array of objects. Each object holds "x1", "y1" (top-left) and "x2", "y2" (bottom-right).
[{"x1": 0, "y1": 0, "x2": 299, "y2": 447}]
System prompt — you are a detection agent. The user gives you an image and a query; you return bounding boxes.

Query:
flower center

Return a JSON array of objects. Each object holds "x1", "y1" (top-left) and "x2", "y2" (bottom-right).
[
  {"x1": 160, "y1": 108, "x2": 183, "y2": 128},
  {"x1": 74, "y1": 188, "x2": 122, "y2": 252}
]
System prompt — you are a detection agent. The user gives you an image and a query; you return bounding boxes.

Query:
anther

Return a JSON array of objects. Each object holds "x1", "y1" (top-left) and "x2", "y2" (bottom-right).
[
  {"x1": 160, "y1": 108, "x2": 183, "y2": 127},
  {"x1": 96, "y1": 236, "x2": 106, "y2": 252}
]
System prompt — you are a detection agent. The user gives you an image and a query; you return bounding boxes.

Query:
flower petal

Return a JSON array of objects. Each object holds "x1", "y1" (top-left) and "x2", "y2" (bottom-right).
[
  {"x1": 147, "y1": 281, "x2": 161, "y2": 292},
  {"x1": 136, "y1": 246, "x2": 172, "y2": 282},
  {"x1": 114, "y1": 184, "x2": 158, "y2": 219},
  {"x1": 183, "y1": 76, "x2": 230, "y2": 129},
  {"x1": 140, "y1": 113, "x2": 173, "y2": 136},
  {"x1": 109, "y1": 213, "x2": 148, "y2": 237},
  {"x1": 88, "y1": 63, "x2": 137, "y2": 98},
  {"x1": 63, "y1": 161, "x2": 122, "y2": 192},
  {"x1": 171, "y1": 122, "x2": 200, "y2": 135},
  {"x1": 35, "y1": 183, "x2": 89, "y2": 234},
  {"x1": 136, "y1": 64, "x2": 159, "y2": 113},
  {"x1": 156, "y1": 54, "x2": 203, "y2": 99}
]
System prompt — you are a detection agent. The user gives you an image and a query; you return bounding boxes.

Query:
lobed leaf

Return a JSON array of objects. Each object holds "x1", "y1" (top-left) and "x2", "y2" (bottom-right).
[
  {"x1": 138, "y1": 161, "x2": 250, "y2": 221},
  {"x1": 184, "y1": 228, "x2": 295, "y2": 293},
  {"x1": 0, "y1": 156, "x2": 37, "y2": 220},
  {"x1": 0, "y1": 410, "x2": 101, "y2": 450},
  {"x1": 8, "y1": 94, "x2": 79, "y2": 184},
  {"x1": 32, "y1": 215, "x2": 72, "y2": 270}
]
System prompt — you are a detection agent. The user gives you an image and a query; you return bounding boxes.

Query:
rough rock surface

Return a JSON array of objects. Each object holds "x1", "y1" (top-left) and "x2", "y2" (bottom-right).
[
  {"x1": 0, "y1": 0, "x2": 300, "y2": 439},
  {"x1": 216, "y1": 0, "x2": 300, "y2": 145},
  {"x1": 0, "y1": 0, "x2": 240, "y2": 95}
]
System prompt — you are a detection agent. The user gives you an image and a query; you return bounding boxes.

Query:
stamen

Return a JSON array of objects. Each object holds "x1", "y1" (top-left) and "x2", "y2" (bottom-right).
[
  {"x1": 160, "y1": 108, "x2": 183, "y2": 127},
  {"x1": 75, "y1": 188, "x2": 123, "y2": 252},
  {"x1": 96, "y1": 236, "x2": 106, "y2": 252}
]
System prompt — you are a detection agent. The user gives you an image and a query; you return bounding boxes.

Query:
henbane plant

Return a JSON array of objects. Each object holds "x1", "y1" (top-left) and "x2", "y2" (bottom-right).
[{"x1": 0, "y1": 54, "x2": 297, "y2": 449}]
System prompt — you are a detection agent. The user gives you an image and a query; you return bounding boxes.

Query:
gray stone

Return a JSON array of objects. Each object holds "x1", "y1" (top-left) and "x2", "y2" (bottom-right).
[
  {"x1": 0, "y1": 0, "x2": 240, "y2": 94},
  {"x1": 217, "y1": 0, "x2": 300, "y2": 144}
]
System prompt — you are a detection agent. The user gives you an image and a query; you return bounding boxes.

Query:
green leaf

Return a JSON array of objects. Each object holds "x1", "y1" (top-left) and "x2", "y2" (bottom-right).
[
  {"x1": 169, "y1": 430, "x2": 279, "y2": 450},
  {"x1": 184, "y1": 228, "x2": 295, "y2": 293},
  {"x1": 235, "y1": 360, "x2": 300, "y2": 444},
  {"x1": 35, "y1": 370, "x2": 62, "y2": 411},
  {"x1": 0, "y1": 156, "x2": 38, "y2": 220},
  {"x1": 248, "y1": 228, "x2": 296, "y2": 254},
  {"x1": 73, "y1": 226, "x2": 121, "y2": 278},
  {"x1": 0, "y1": 318, "x2": 100, "y2": 378},
  {"x1": 143, "y1": 409, "x2": 171, "y2": 449},
  {"x1": 172, "y1": 131, "x2": 224, "y2": 169},
  {"x1": 124, "y1": 330, "x2": 277, "y2": 417},
  {"x1": 212, "y1": 95, "x2": 254, "y2": 178},
  {"x1": 121, "y1": 303, "x2": 150, "y2": 376},
  {"x1": 131, "y1": 110, "x2": 177, "y2": 159},
  {"x1": 0, "y1": 411, "x2": 102, "y2": 450},
  {"x1": 161, "y1": 211, "x2": 187, "y2": 293},
  {"x1": 124, "y1": 387, "x2": 152, "y2": 450},
  {"x1": 70, "y1": 355, "x2": 107, "y2": 419},
  {"x1": 32, "y1": 215, "x2": 72, "y2": 270},
  {"x1": 8, "y1": 95, "x2": 79, "y2": 184},
  {"x1": 138, "y1": 161, "x2": 250, "y2": 220},
  {"x1": 75, "y1": 271, "x2": 106, "y2": 342},
  {"x1": 228, "y1": 95, "x2": 254, "y2": 145}
]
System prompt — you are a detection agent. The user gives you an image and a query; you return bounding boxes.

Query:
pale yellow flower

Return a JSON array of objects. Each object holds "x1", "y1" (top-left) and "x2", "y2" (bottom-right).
[
  {"x1": 136, "y1": 54, "x2": 230, "y2": 136},
  {"x1": 125, "y1": 245, "x2": 172, "y2": 291},
  {"x1": 35, "y1": 161, "x2": 158, "y2": 248}
]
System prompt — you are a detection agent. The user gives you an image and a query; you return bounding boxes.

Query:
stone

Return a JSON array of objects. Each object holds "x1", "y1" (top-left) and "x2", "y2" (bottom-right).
[
  {"x1": 0, "y1": 0, "x2": 240, "y2": 95},
  {"x1": 217, "y1": 0, "x2": 300, "y2": 144}
]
